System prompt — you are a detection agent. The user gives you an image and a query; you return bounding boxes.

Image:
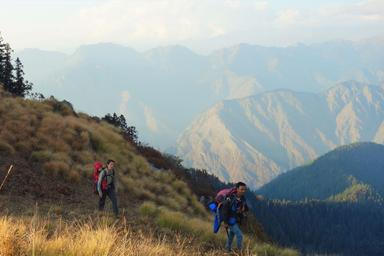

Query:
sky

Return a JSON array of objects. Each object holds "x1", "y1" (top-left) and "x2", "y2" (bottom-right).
[{"x1": 0, "y1": 0, "x2": 383, "y2": 53}]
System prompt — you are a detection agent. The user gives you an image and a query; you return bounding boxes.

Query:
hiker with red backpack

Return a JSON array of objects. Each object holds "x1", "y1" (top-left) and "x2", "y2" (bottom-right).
[
  {"x1": 94, "y1": 159, "x2": 119, "y2": 217},
  {"x1": 220, "y1": 182, "x2": 248, "y2": 252}
]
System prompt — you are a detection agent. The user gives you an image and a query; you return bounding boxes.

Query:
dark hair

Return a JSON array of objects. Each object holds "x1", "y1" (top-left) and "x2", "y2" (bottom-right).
[
  {"x1": 236, "y1": 182, "x2": 246, "y2": 188},
  {"x1": 106, "y1": 159, "x2": 115, "y2": 165}
]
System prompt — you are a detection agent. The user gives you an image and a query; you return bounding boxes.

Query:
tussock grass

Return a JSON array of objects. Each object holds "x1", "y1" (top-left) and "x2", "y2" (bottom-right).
[
  {"x1": 0, "y1": 215, "x2": 206, "y2": 256},
  {"x1": 0, "y1": 141, "x2": 15, "y2": 155},
  {"x1": 252, "y1": 243, "x2": 298, "y2": 256},
  {"x1": 139, "y1": 201, "x2": 159, "y2": 218},
  {"x1": 152, "y1": 206, "x2": 228, "y2": 247},
  {"x1": 43, "y1": 161, "x2": 70, "y2": 177},
  {"x1": 30, "y1": 150, "x2": 53, "y2": 162},
  {"x1": 0, "y1": 217, "x2": 26, "y2": 256},
  {"x1": 136, "y1": 202, "x2": 299, "y2": 255}
]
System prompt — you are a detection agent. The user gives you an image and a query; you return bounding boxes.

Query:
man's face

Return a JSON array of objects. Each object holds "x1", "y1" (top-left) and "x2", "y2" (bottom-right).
[
  {"x1": 107, "y1": 161, "x2": 115, "y2": 170},
  {"x1": 237, "y1": 185, "x2": 246, "y2": 197}
]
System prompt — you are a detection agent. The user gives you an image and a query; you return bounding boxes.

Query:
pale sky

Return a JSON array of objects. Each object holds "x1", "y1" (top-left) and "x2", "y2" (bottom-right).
[{"x1": 0, "y1": 0, "x2": 383, "y2": 53}]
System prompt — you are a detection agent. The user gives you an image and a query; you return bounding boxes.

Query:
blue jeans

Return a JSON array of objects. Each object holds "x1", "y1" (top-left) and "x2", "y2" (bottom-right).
[
  {"x1": 225, "y1": 223, "x2": 243, "y2": 251},
  {"x1": 99, "y1": 186, "x2": 119, "y2": 216}
]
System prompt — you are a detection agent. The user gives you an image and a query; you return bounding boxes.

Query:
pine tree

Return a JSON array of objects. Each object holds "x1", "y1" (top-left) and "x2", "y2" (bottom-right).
[
  {"x1": 0, "y1": 34, "x2": 6, "y2": 85},
  {"x1": 2, "y1": 43, "x2": 15, "y2": 92},
  {"x1": 0, "y1": 32, "x2": 33, "y2": 97},
  {"x1": 13, "y1": 57, "x2": 32, "y2": 97},
  {"x1": 102, "y1": 113, "x2": 139, "y2": 145}
]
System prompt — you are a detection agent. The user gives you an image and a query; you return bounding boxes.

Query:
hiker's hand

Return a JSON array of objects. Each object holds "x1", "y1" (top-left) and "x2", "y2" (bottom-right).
[
  {"x1": 99, "y1": 192, "x2": 103, "y2": 198},
  {"x1": 223, "y1": 223, "x2": 229, "y2": 229}
]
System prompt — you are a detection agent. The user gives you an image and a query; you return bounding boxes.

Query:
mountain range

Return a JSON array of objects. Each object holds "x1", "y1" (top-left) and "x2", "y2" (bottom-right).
[
  {"x1": 176, "y1": 81, "x2": 384, "y2": 189},
  {"x1": 17, "y1": 39, "x2": 384, "y2": 149}
]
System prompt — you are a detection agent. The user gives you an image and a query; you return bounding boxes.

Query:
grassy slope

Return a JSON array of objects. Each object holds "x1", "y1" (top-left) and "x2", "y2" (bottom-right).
[{"x1": 0, "y1": 86, "x2": 297, "y2": 256}]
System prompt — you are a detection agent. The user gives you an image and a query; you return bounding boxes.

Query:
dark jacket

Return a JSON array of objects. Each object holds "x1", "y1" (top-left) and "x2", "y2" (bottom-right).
[{"x1": 221, "y1": 194, "x2": 248, "y2": 225}]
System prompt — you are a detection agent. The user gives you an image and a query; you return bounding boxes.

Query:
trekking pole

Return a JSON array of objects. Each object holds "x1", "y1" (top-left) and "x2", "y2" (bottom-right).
[{"x1": 0, "y1": 165, "x2": 14, "y2": 192}]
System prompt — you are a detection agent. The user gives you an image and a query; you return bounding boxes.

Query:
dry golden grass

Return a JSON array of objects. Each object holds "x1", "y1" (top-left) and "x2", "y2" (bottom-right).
[
  {"x1": 137, "y1": 202, "x2": 298, "y2": 255},
  {"x1": 0, "y1": 214, "x2": 298, "y2": 256},
  {"x1": 0, "y1": 215, "x2": 205, "y2": 256}
]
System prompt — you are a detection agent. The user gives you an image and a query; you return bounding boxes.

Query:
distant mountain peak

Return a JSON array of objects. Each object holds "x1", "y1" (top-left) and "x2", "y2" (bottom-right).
[
  {"x1": 177, "y1": 82, "x2": 384, "y2": 189},
  {"x1": 73, "y1": 43, "x2": 139, "y2": 57}
]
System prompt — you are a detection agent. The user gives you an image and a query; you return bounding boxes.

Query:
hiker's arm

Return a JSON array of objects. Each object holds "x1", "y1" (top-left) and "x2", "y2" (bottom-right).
[{"x1": 97, "y1": 170, "x2": 105, "y2": 196}]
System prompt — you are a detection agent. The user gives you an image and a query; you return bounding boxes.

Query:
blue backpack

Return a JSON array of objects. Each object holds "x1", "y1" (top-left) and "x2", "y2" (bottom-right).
[{"x1": 208, "y1": 188, "x2": 237, "y2": 233}]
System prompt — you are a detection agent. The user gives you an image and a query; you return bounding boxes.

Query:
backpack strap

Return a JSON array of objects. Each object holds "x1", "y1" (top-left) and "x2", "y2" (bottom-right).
[{"x1": 104, "y1": 169, "x2": 114, "y2": 179}]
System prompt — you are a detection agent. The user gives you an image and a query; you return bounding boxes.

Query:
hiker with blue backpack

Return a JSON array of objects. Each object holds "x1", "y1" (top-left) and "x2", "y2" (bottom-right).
[
  {"x1": 93, "y1": 159, "x2": 119, "y2": 217},
  {"x1": 222, "y1": 182, "x2": 248, "y2": 252},
  {"x1": 208, "y1": 182, "x2": 248, "y2": 252}
]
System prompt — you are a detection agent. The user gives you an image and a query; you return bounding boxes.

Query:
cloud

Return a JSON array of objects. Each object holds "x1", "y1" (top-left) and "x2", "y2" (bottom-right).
[
  {"x1": 275, "y1": 9, "x2": 300, "y2": 26},
  {"x1": 61, "y1": 0, "x2": 273, "y2": 47},
  {"x1": 2, "y1": 0, "x2": 383, "y2": 52},
  {"x1": 254, "y1": 1, "x2": 269, "y2": 11},
  {"x1": 320, "y1": 0, "x2": 384, "y2": 23}
]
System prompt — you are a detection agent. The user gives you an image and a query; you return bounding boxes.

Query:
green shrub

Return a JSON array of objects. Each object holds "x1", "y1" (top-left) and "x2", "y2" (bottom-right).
[
  {"x1": 190, "y1": 197, "x2": 208, "y2": 217},
  {"x1": 252, "y1": 243, "x2": 299, "y2": 256},
  {"x1": 14, "y1": 141, "x2": 31, "y2": 153},
  {"x1": 171, "y1": 180, "x2": 190, "y2": 195},
  {"x1": 137, "y1": 190, "x2": 157, "y2": 201},
  {"x1": 140, "y1": 177, "x2": 163, "y2": 194},
  {"x1": 156, "y1": 195, "x2": 182, "y2": 211},
  {"x1": 155, "y1": 171, "x2": 174, "y2": 184},
  {"x1": 133, "y1": 156, "x2": 150, "y2": 173},
  {"x1": 30, "y1": 150, "x2": 53, "y2": 162},
  {"x1": 139, "y1": 201, "x2": 159, "y2": 218},
  {"x1": 49, "y1": 99, "x2": 74, "y2": 116},
  {"x1": 0, "y1": 141, "x2": 15, "y2": 155},
  {"x1": 72, "y1": 150, "x2": 94, "y2": 164},
  {"x1": 68, "y1": 166, "x2": 82, "y2": 183},
  {"x1": 156, "y1": 209, "x2": 186, "y2": 232},
  {"x1": 171, "y1": 179, "x2": 183, "y2": 191},
  {"x1": 89, "y1": 132, "x2": 106, "y2": 153},
  {"x1": 172, "y1": 194, "x2": 188, "y2": 209},
  {"x1": 52, "y1": 152, "x2": 72, "y2": 163},
  {"x1": 120, "y1": 176, "x2": 135, "y2": 189},
  {"x1": 43, "y1": 161, "x2": 70, "y2": 177},
  {"x1": 155, "y1": 208, "x2": 227, "y2": 247}
]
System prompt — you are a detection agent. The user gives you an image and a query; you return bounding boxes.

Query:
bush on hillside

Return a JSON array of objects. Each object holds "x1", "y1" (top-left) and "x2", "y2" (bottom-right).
[
  {"x1": 30, "y1": 150, "x2": 53, "y2": 162},
  {"x1": 138, "y1": 201, "x2": 159, "y2": 218},
  {"x1": 46, "y1": 97, "x2": 75, "y2": 116},
  {"x1": 0, "y1": 141, "x2": 15, "y2": 155},
  {"x1": 43, "y1": 161, "x2": 70, "y2": 177}
]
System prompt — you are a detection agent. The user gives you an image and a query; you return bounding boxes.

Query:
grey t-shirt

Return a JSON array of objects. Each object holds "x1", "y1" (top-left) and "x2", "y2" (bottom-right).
[{"x1": 97, "y1": 168, "x2": 116, "y2": 193}]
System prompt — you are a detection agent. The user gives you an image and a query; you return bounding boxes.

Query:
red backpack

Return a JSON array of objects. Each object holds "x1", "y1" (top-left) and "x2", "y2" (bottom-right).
[
  {"x1": 92, "y1": 162, "x2": 107, "y2": 194},
  {"x1": 215, "y1": 187, "x2": 237, "y2": 206}
]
